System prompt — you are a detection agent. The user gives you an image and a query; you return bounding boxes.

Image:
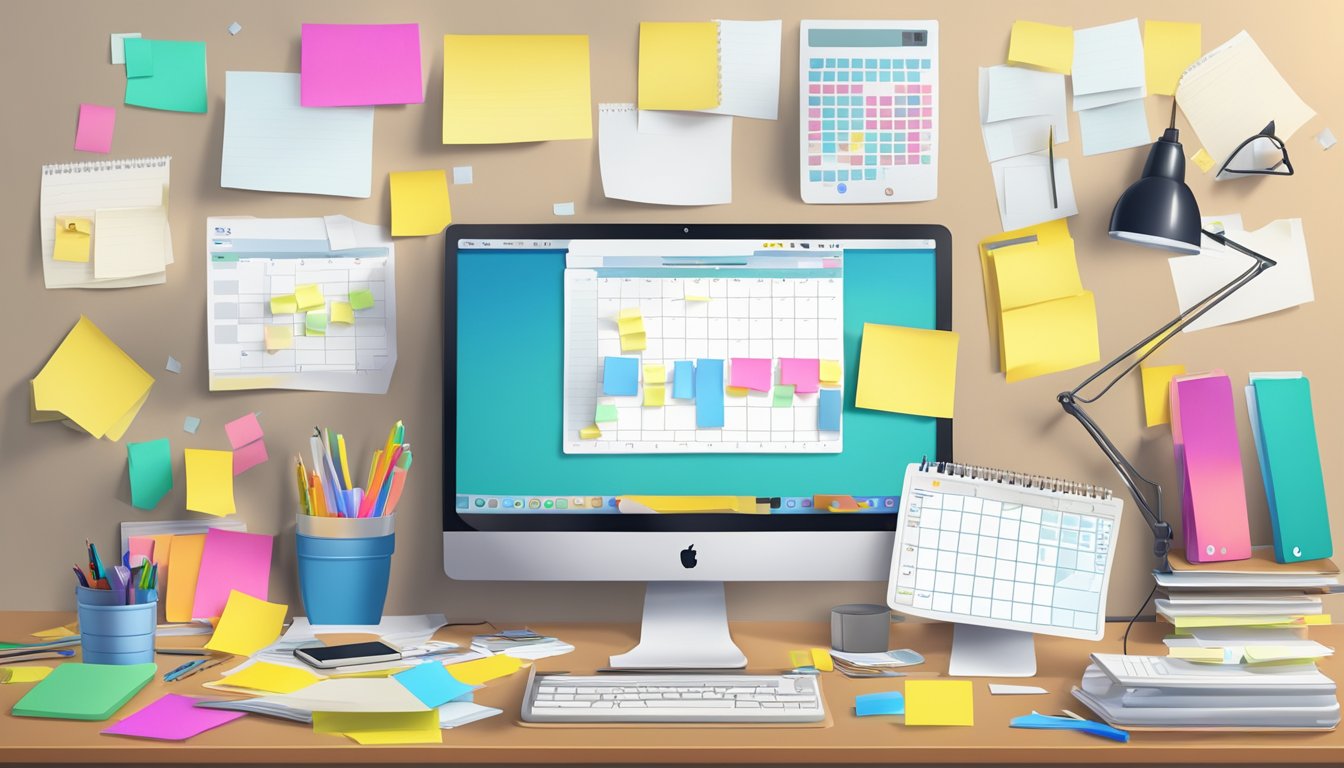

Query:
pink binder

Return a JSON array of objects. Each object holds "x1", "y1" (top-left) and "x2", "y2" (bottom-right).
[{"x1": 1170, "y1": 371, "x2": 1252, "y2": 563}]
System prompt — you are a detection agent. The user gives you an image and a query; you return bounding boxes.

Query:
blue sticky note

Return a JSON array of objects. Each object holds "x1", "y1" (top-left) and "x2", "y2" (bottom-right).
[
  {"x1": 855, "y1": 691, "x2": 905, "y2": 716},
  {"x1": 127, "y1": 438, "x2": 173, "y2": 510},
  {"x1": 602, "y1": 356, "x2": 639, "y2": 396},
  {"x1": 673, "y1": 361, "x2": 695, "y2": 399},
  {"x1": 392, "y1": 661, "x2": 475, "y2": 708},
  {"x1": 694, "y1": 359, "x2": 724, "y2": 428},
  {"x1": 818, "y1": 388, "x2": 842, "y2": 431},
  {"x1": 183, "y1": 416, "x2": 201, "y2": 434}
]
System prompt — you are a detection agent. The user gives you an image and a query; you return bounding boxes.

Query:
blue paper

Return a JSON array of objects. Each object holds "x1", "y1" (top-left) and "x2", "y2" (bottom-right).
[
  {"x1": 392, "y1": 661, "x2": 475, "y2": 708},
  {"x1": 602, "y1": 356, "x2": 639, "y2": 396},
  {"x1": 855, "y1": 691, "x2": 905, "y2": 716},
  {"x1": 818, "y1": 388, "x2": 842, "y2": 431},
  {"x1": 694, "y1": 359, "x2": 724, "y2": 428},
  {"x1": 673, "y1": 360, "x2": 695, "y2": 399}
]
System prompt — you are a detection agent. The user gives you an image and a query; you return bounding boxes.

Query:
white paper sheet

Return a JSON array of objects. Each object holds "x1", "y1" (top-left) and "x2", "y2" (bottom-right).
[
  {"x1": 989, "y1": 684, "x2": 1048, "y2": 695},
  {"x1": 247, "y1": 678, "x2": 432, "y2": 713},
  {"x1": 1078, "y1": 98, "x2": 1150, "y2": 155},
  {"x1": 1169, "y1": 218, "x2": 1314, "y2": 332},
  {"x1": 978, "y1": 67, "x2": 1067, "y2": 162},
  {"x1": 439, "y1": 701, "x2": 503, "y2": 728},
  {"x1": 92, "y1": 206, "x2": 168, "y2": 279},
  {"x1": 110, "y1": 33, "x2": 140, "y2": 65},
  {"x1": 985, "y1": 66, "x2": 1066, "y2": 124},
  {"x1": 598, "y1": 103, "x2": 732, "y2": 205},
  {"x1": 701, "y1": 19, "x2": 782, "y2": 120},
  {"x1": 221, "y1": 71, "x2": 375, "y2": 198},
  {"x1": 1176, "y1": 31, "x2": 1315, "y2": 164},
  {"x1": 1071, "y1": 19, "x2": 1146, "y2": 110},
  {"x1": 991, "y1": 153, "x2": 1077, "y2": 231}
]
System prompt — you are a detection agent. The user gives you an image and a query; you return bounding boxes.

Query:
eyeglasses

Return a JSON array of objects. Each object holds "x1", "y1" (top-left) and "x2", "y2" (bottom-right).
[{"x1": 1215, "y1": 121, "x2": 1293, "y2": 180}]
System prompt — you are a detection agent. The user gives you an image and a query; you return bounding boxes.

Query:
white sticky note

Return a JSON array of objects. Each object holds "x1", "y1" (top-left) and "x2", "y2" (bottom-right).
[
  {"x1": 985, "y1": 67, "x2": 1067, "y2": 124},
  {"x1": 228, "y1": 22, "x2": 242, "y2": 36},
  {"x1": 700, "y1": 19, "x2": 782, "y2": 120},
  {"x1": 989, "y1": 684, "x2": 1047, "y2": 695},
  {"x1": 1078, "y1": 99, "x2": 1150, "y2": 156},
  {"x1": 978, "y1": 67, "x2": 1068, "y2": 163},
  {"x1": 110, "y1": 33, "x2": 142, "y2": 65},
  {"x1": 1316, "y1": 128, "x2": 1337, "y2": 150},
  {"x1": 553, "y1": 202, "x2": 575, "y2": 216},
  {"x1": 598, "y1": 104, "x2": 732, "y2": 206},
  {"x1": 1071, "y1": 19, "x2": 1146, "y2": 109},
  {"x1": 452, "y1": 166, "x2": 474, "y2": 185},
  {"x1": 992, "y1": 154, "x2": 1077, "y2": 231},
  {"x1": 166, "y1": 356, "x2": 182, "y2": 374}
]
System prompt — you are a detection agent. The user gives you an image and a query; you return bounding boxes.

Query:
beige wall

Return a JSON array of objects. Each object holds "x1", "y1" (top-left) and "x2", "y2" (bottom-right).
[{"x1": 2, "y1": 0, "x2": 1341, "y2": 625}]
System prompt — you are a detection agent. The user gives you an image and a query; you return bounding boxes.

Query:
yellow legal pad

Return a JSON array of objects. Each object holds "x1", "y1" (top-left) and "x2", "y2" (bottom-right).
[
  {"x1": 442, "y1": 34, "x2": 593, "y2": 144},
  {"x1": 855, "y1": 323, "x2": 959, "y2": 419},
  {"x1": 184, "y1": 448, "x2": 236, "y2": 517},
  {"x1": 1007, "y1": 20, "x2": 1073, "y2": 75},
  {"x1": 1141, "y1": 364, "x2": 1186, "y2": 428},
  {"x1": 904, "y1": 679, "x2": 974, "y2": 726},
  {"x1": 389, "y1": 170, "x2": 452, "y2": 237},
  {"x1": 205, "y1": 590, "x2": 287, "y2": 657},
  {"x1": 1144, "y1": 21, "x2": 1201, "y2": 96},
  {"x1": 638, "y1": 22, "x2": 720, "y2": 110},
  {"x1": 31, "y1": 316, "x2": 153, "y2": 440}
]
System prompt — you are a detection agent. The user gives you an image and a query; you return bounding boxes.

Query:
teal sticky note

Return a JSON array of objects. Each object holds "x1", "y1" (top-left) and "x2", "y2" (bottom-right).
[
  {"x1": 123, "y1": 39, "x2": 208, "y2": 113},
  {"x1": 127, "y1": 438, "x2": 172, "y2": 510},
  {"x1": 855, "y1": 691, "x2": 905, "y2": 716},
  {"x1": 1252, "y1": 377, "x2": 1332, "y2": 563},
  {"x1": 393, "y1": 661, "x2": 475, "y2": 708},
  {"x1": 595, "y1": 403, "x2": 618, "y2": 423}
]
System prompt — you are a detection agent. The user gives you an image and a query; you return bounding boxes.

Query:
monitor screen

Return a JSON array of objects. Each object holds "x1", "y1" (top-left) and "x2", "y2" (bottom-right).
[{"x1": 447, "y1": 225, "x2": 951, "y2": 531}]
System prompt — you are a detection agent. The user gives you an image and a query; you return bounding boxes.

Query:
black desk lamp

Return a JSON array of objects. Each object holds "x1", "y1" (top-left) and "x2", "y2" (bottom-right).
[{"x1": 1055, "y1": 112, "x2": 1276, "y2": 575}]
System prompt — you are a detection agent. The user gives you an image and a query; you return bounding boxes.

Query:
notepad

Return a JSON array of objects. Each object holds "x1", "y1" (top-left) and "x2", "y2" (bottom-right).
[
  {"x1": 313, "y1": 709, "x2": 441, "y2": 745},
  {"x1": 12, "y1": 662, "x2": 156, "y2": 721},
  {"x1": 638, "y1": 22, "x2": 720, "y2": 110},
  {"x1": 598, "y1": 104, "x2": 732, "y2": 205},
  {"x1": 300, "y1": 23, "x2": 424, "y2": 106},
  {"x1": 1078, "y1": 98, "x2": 1150, "y2": 155},
  {"x1": 992, "y1": 153, "x2": 1077, "y2": 230},
  {"x1": 221, "y1": 71, "x2": 375, "y2": 198},
  {"x1": 93, "y1": 206, "x2": 169, "y2": 279},
  {"x1": 441, "y1": 34, "x2": 592, "y2": 144},
  {"x1": 207, "y1": 661, "x2": 321, "y2": 695}
]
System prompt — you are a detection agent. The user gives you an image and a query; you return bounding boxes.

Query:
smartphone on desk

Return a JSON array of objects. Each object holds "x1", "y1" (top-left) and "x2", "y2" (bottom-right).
[{"x1": 293, "y1": 640, "x2": 401, "y2": 669}]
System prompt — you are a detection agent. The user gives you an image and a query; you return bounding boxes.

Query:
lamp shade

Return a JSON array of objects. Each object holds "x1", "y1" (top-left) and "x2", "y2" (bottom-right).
[{"x1": 1109, "y1": 128, "x2": 1202, "y2": 255}]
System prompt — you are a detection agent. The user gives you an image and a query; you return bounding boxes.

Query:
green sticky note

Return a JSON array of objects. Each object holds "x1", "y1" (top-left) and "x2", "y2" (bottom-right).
[
  {"x1": 349, "y1": 289, "x2": 375, "y2": 311},
  {"x1": 595, "y1": 403, "x2": 618, "y2": 423},
  {"x1": 127, "y1": 437, "x2": 172, "y2": 510},
  {"x1": 12, "y1": 663, "x2": 156, "y2": 721},
  {"x1": 305, "y1": 311, "x2": 328, "y2": 336},
  {"x1": 773, "y1": 384, "x2": 795, "y2": 407},
  {"x1": 123, "y1": 39, "x2": 208, "y2": 114}
]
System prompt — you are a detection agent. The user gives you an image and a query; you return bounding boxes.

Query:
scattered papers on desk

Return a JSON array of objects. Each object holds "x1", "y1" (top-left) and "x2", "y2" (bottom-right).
[
  {"x1": 701, "y1": 19, "x2": 782, "y2": 119},
  {"x1": 471, "y1": 630, "x2": 574, "y2": 660},
  {"x1": 389, "y1": 169, "x2": 452, "y2": 236},
  {"x1": 31, "y1": 316, "x2": 153, "y2": 440},
  {"x1": 184, "y1": 448, "x2": 236, "y2": 516},
  {"x1": 127, "y1": 437, "x2": 172, "y2": 509},
  {"x1": 904, "y1": 679, "x2": 974, "y2": 726},
  {"x1": 830, "y1": 649, "x2": 923, "y2": 678},
  {"x1": 1144, "y1": 21, "x2": 1201, "y2": 96},
  {"x1": 102, "y1": 693, "x2": 245, "y2": 740},
  {"x1": 442, "y1": 34, "x2": 592, "y2": 144},
  {"x1": 222, "y1": 72, "x2": 375, "y2": 198},
  {"x1": 39, "y1": 157, "x2": 173, "y2": 289},
  {"x1": 991, "y1": 152, "x2": 1077, "y2": 230},
  {"x1": 855, "y1": 323, "x2": 958, "y2": 418},
  {"x1": 638, "y1": 22, "x2": 720, "y2": 110},
  {"x1": 205, "y1": 590, "x2": 287, "y2": 656},
  {"x1": 123, "y1": 38, "x2": 208, "y2": 113},
  {"x1": 1168, "y1": 217, "x2": 1314, "y2": 332},
  {"x1": 1007, "y1": 21, "x2": 1072, "y2": 74},
  {"x1": 205, "y1": 216, "x2": 398, "y2": 394},
  {"x1": 598, "y1": 103, "x2": 732, "y2": 205},
  {"x1": 74, "y1": 103, "x2": 115, "y2": 153},
  {"x1": 977, "y1": 66, "x2": 1067, "y2": 163},
  {"x1": 1176, "y1": 31, "x2": 1315, "y2": 165},
  {"x1": 204, "y1": 661, "x2": 322, "y2": 695},
  {"x1": 250, "y1": 614, "x2": 449, "y2": 669},
  {"x1": 393, "y1": 662, "x2": 477, "y2": 708},
  {"x1": 1071, "y1": 19, "x2": 1145, "y2": 110},
  {"x1": 300, "y1": 23, "x2": 424, "y2": 106}
]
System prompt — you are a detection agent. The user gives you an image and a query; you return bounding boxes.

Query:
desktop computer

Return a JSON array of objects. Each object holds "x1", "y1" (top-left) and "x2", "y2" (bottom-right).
[{"x1": 444, "y1": 223, "x2": 953, "y2": 671}]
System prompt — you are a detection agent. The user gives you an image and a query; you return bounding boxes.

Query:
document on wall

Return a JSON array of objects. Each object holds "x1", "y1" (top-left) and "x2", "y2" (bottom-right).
[
  {"x1": 1071, "y1": 19, "x2": 1145, "y2": 111},
  {"x1": 700, "y1": 20, "x2": 782, "y2": 120},
  {"x1": 977, "y1": 67, "x2": 1067, "y2": 163},
  {"x1": 205, "y1": 215, "x2": 397, "y2": 393},
  {"x1": 990, "y1": 152, "x2": 1077, "y2": 230},
  {"x1": 597, "y1": 103, "x2": 732, "y2": 205}
]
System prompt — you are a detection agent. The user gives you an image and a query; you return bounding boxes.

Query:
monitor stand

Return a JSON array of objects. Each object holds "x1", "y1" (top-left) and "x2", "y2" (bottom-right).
[
  {"x1": 608, "y1": 582, "x2": 748, "y2": 669},
  {"x1": 948, "y1": 624, "x2": 1037, "y2": 677}
]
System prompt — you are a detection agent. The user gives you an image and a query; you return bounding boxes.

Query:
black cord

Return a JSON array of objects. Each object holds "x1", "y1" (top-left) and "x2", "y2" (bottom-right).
[
  {"x1": 442, "y1": 619, "x2": 498, "y2": 633},
  {"x1": 1122, "y1": 583, "x2": 1159, "y2": 655}
]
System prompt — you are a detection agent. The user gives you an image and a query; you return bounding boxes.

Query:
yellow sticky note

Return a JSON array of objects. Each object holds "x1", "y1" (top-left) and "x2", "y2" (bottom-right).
[
  {"x1": 446, "y1": 654, "x2": 523, "y2": 685},
  {"x1": 726, "y1": 385, "x2": 749, "y2": 397},
  {"x1": 53, "y1": 217, "x2": 92, "y2": 262},
  {"x1": 855, "y1": 323, "x2": 959, "y2": 418},
  {"x1": 810, "y1": 648, "x2": 833, "y2": 672},
  {"x1": 617, "y1": 315, "x2": 645, "y2": 336},
  {"x1": 1141, "y1": 364, "x2": 1186, "y2": 427},
  {"x1": 579, "y1": 424, "x2": 601, "y2": 440},
  {"x1": 638, "y1": 22, "x2": 720, "y2": 110},
  {"x1": 389, "y1": 170, "x2": 452, "y2": 237},
  {"x1": 1191, "y1": 148, "x2": 1214, "y2": 173},
  {"x1": 819, "y1": 359, "x2": 841, "y2": 384},
  {"x1": 264, "y1": 325, "x2": 294, "y2": 352},
  {"x1": 788, "y1": 649, "x2": 812, "y2": 669},
  {"x1": 184, "y1": 448, "x2": 236, "y2": 517},
  {"x1": 442, "y1": 34, "x2": 592, "y2": 144},
  {"x1": 1169, "y1": 646, "x2": 1229, "y2": 663},
  {"x1": 620, "y1": 332, "x2": 647, "y2": 352},
  {"x1": 165, "y1": 533, "x2": 206, "y2": 623},
  {"x1": 31, "y1": 625, "x2": 77, "y2": 639},
  {"x1": 205, "y1": 590, "x2": 287, "y2": 657},
  {"x1": 1001, "y1": 292, "x2": 1100, "y2": 383},
  {"x1": 992, "y1": 240, "x2": 1083, "y2": 313},
  {"x1": 1007, "y1": 20, "x2": 1073, "y2": 75},
  {"x1": 211, "y1": 661, "x2": 321, "y2": 694},
  {"x1": 644, "y1": 384, "x2": 666, "y2": 407},
  {"x1": 270, "y1": 295, "x2": 298, "y2": 315},
  {"x1": 31, "y1": 316, "x2": 154, "y2": 440},
  {"x1": 644, "y1": 364, "x2": 666, "y2": 384},
  {"x1": 850, "y1": 131, "x2": 865, "y2": 146},
  {"x1": 295, "y1": 284, "x2": 324, "y2": 310},
  {"x1": 330, "y1": 302, "x2": 354, "y2": 324},
  {"x1": 979, "y1": 220, "x2": 1076, "y2": 375},
  {"x1": 1, "y1": 666, "x2": 52, "y2": 684},
  {"x1": 1145, "y1": 21, "x2": 1201, "y2": 96},
  {"x1": 314, "y1": 710, "x2": 442, "y2": 744},
  {"x1": 905, "y1": 679, "x2": 974, "y2": 726}
]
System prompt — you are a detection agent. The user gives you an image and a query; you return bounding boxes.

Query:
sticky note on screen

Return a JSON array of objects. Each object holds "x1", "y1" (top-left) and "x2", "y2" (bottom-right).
[{"x1": 855, "y1": 323, "x2": 959, "y2": 418}]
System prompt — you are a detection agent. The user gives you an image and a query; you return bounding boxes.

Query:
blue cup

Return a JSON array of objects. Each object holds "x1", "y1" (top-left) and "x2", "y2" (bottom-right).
[
  {"x1": 76, "y1": 586, "x2": 157, "y2": 665},
  {"x1": 296, "y1": 515, "x2": 395, "y2": 625}
]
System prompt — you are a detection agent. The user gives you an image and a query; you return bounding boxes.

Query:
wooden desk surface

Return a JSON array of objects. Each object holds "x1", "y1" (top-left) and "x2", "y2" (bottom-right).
[{"x1": 1, "y1": 612, "x2": 1340, "y2": 765}]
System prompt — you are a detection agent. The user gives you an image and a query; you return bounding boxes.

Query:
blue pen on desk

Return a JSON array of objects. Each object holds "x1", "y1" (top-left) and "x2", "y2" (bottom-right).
[
  {"x1": 1011, "y1": 711, "x2": 1129, "y2": 743},
  {"x1": 164, "y1": 658, "x2": 206, "y2": 682}
]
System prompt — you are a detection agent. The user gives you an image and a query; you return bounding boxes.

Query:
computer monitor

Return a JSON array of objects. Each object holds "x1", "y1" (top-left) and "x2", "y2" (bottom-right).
[{"x1": 444, "y1": 224, "x2": 952, "y2": 668}]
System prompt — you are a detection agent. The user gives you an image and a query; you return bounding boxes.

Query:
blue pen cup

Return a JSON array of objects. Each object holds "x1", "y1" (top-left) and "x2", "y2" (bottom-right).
[
  {"x1": 76, "y1": 586, "x2": 157, "y2": 665},
  {"x1": 295, "y1": 515, "x2": 395, "y2": 625}
]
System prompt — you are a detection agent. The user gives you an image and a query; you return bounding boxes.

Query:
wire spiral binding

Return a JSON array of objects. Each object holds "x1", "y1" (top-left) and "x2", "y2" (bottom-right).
[
  {"x1": 930, "y1": 460, "x2": 1113, "y2": 500},
  {"x1": 42, "y1": 156, "x2": 172, "y2": 175}
]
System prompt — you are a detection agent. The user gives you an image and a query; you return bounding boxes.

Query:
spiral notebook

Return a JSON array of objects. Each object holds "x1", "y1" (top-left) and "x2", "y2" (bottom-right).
[
  {"x1": 39, "y1": 157, "x2": 173, "y2": 289},
  {"x1": 887, "y1": 461, "x2": 1123, "y2": 640}
]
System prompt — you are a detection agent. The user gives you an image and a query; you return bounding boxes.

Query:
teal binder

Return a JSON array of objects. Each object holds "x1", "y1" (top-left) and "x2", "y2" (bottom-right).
[{"x1": 1251, "y1": 377, "x2": 1332, "y2": 563}]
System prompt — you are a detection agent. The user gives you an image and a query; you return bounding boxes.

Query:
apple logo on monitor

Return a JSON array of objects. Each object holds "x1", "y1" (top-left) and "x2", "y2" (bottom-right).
[{"x1": 680, "y1": 544, "x2": 697, "y2": 569}]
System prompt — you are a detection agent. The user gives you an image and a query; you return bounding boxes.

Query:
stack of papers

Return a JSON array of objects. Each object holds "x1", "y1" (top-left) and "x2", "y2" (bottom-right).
[
  {"x1": 977, "y1": 66, "x2": 1076, "y2": 230},
  {"x1": 31, "y1": 316, "x2": 153, "y2": 440},
  {"x1": 829, "y1": 649, "x2": 924, "y2": 678},
  {"x1": 470, "y1": 629, "x2": 574, "y2": 661},
  {"x1": 1071, "y1": 19, "x2": 1150, "y2": 156},
  {"x1": 978, "y1": 220, "x2": 1100, "y2": 382}
]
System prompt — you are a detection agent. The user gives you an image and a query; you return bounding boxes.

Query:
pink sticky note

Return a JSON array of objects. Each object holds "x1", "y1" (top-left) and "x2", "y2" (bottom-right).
[
  {"x1": 223, "y1": 413, "x2": 264, "y2": 450},
  {"x1": 191, "y1": 529, "x2": 274, "y2": 620},
  {"x1": 780, "y1": 358, "x2": 821, "y2": 394},
  {"x1": 74, "y1": 104, "x2": 116, "y2": 153},
  {"x1": 127, "y1": 536, "x2": 156, "y2": 568},
  {"x1": 103, "y1": 694, "x2": 245, "y2": 741},
  {"x1": 729, "y1": 358, "x2": 772, "y2": 392},
  {"x1": 232, "y1": 439, "x2": 269, "y2": 475},
  {"x1": 300, "y1": 23, "x2": 424, "y2": 106}
]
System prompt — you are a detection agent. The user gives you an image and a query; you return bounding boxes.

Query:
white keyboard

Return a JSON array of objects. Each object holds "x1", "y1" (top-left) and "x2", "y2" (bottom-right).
[{"x1": 520, "y1": 670, "x2": 825, "y2": 723}]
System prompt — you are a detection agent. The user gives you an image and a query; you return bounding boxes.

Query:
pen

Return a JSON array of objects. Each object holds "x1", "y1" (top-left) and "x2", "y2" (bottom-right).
[
  {"x1": 164, "y1": 658, "x2": 206, "y2": 682},
  {"x1": 72, "y1": 565, "x2": 89, "y2": 588},
  {"x1": 156, "y1": 648, "x2": 217, "y2": 656},
  {"x1": 175, "y1": 657, "x2": 225, "y2": 682},
  {"x1": 1047, "y1": 125, "x2": 1059, "y2": 209}
]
